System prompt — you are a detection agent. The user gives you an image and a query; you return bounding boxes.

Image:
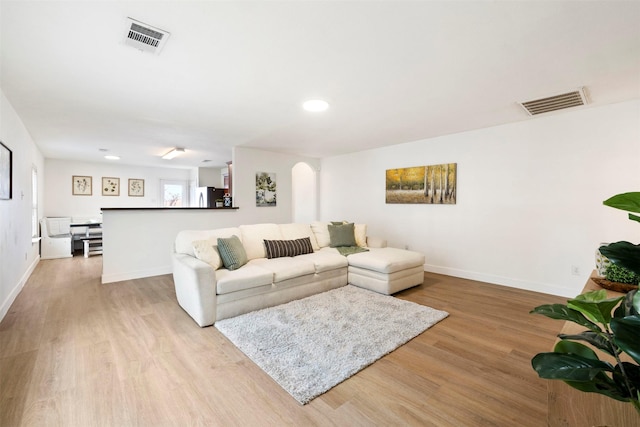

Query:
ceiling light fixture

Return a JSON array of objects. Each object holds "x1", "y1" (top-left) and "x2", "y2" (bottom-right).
[
  {"x1": 303, "y1": 99, "x2": 329, "y2": 112},
  {"x1": 162, "y1": 147, "x2": 185, "y2": 160},
  {"x1": 104, "y1": 155, "x2": 120, "y2": 160}
]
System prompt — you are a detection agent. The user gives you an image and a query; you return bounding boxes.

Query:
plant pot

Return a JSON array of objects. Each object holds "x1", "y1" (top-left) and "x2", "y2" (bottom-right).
[
  {"x1": 595, "y1": 242, "x2": 612, "y2": 276},
  {"x1": 592, "y1": 277, "x2": 639, "y2": 293}
]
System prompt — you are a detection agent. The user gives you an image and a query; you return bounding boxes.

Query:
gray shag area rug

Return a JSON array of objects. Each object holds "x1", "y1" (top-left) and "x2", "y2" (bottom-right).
[{"x1": 214, "y1": 285, "x2": 449, "y2": 404}]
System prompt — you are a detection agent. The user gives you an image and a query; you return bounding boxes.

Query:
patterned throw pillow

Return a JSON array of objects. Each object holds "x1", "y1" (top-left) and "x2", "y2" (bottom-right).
[
  {"x1": 328, "y1": 222, "x2": 357, "y2": 247},
  {"x1": 217, "y1": 235, "x2": 248, "y2": 271},
  {"x1": 192, "y1": 239, "x2": 222, "y2": 269},
  {"x1": 264, "y1": 237, "x2": 314, "y2": 259}
]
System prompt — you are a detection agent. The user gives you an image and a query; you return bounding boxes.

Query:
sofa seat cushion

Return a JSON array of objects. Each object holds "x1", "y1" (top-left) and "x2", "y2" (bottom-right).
[
  {"x1": 295, "y1": 251, "x2": 349, "y2": 273},
  {"x1": 216, "y1": 265, "x2": 274, "y2": 295},
  {"x1": 346, "y1": 247, "x2": 425, "y2": 274},
  {"x1": 248, "y1": 257, "x2": 316, "y2": 283}
]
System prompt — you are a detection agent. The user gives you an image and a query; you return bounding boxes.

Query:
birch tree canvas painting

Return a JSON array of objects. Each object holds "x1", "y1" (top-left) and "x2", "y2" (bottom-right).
[{"x1": 386, "y1": 163, "x2": 456, "y2": 204}]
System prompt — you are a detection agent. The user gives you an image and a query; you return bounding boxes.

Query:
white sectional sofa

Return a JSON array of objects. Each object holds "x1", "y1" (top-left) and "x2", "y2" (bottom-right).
[{"x1": 172, "y1": 222, "x2": 425, "y2": 327}]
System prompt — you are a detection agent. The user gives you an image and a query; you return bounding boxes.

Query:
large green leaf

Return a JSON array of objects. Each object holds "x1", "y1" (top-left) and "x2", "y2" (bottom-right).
[
  {"x1": 614, "y1": 362, "x2": 640, "y2": 397},
  {"x1": 611, "y1": 316, "x2": 640, "y2": 364},
  {"x1": 567, "y1": 291, "x2": 623, "y2": 325},
  {"x1": 554, "y1": 340, "x2": 599, "y2": 359},
  {"x1": 603, "y1": 192, "x2": 640, "y2": 214},
  {"x1": 614, "y1": 290, "x2": 639, "y2": 318},
  {"x1": 630, "y1": 213, "x2": 640, "y2": 224},
  {"x1": 599, "y1": 242, "x2": 640, "y2": 277},
  {"x1": 531, "y1": 352, "x2": 613, "y2": 381},
  {"x1": 558, "y1": 331, "x2": 617, "y2": 356},
  {"x1": 565, "y1": 372, "x2": 630, "y2": 402},
  {"x1": 531, "y1": 304, "x2": 601, "y2": 332},
  {"x1": 538, "y1": 336, "x2": 631, "y2": 401}
]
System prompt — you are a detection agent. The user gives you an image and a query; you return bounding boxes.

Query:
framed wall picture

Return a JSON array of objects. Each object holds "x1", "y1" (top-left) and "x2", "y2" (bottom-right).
[
  {"x1": 102, "y1": 177, "x2": 120, "y2": 196},
  {"x1": 385, "y1": 163, "x2": 457, "y2": 204},
  {"x1": 256, "y1": 172, "x2": 276, "y2": 206},
  {"x1": 0, "y1": 142, "x2": 12, "y2": 200},
  {"x1": 128, "y1": 178, "x2": 144, "y2": 197},
  {"x1": 72, "y1": 175, "x2": 92, "y2": 196}
]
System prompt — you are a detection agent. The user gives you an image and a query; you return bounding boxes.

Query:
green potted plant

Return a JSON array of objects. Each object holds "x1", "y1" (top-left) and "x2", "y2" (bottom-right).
[
  {"x1": 600, "y1": 192, "x2": 640, "y2": 276},
  {"x1": 530, "y1": 192, "x2": 640, "y2": 415}
]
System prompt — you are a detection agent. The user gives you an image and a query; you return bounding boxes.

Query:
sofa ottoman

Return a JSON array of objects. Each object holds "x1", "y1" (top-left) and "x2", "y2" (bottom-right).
[{"x1": 346, "y1": 247, "x2": 425, "y2": 295}]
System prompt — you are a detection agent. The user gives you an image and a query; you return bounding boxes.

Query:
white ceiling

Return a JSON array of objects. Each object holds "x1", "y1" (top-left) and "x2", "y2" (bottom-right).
[{"x1": 1, "y1": 1, "x2": 639, "y2": 169}]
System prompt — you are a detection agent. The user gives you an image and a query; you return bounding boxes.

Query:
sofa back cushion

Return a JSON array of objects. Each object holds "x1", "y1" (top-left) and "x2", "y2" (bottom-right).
[
  {"x1": 175, "y1": 227, "x2": 241, "y2": 257},
  {"x1": 239, "y1": 223, "x2": 283, "y2": 260},
  {"x1": 279, "y1": 223, "x2": 319, "y2": 251}
]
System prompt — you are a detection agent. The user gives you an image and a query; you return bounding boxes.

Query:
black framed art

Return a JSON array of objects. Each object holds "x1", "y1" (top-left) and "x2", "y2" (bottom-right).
[{"x1": 0, "y1": 141, "x2": 12, "y2": 200}]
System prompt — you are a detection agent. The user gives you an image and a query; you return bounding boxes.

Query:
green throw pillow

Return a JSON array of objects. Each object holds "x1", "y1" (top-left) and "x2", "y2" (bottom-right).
[
  {"x1": 328, "y1": 223, "x2": 356, "y2": 248},
  {"x1": 217, "y1": 235, "x2": 248, "y2": 271}
]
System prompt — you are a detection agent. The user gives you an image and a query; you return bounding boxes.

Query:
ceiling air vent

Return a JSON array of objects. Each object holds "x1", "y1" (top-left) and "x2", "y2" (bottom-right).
[
  {"x1": 519, "y1": 88, "x2": 588, "y2": 116},
  {"x1": 123, "y1": 18, "x2": 170, "y2": 54}
]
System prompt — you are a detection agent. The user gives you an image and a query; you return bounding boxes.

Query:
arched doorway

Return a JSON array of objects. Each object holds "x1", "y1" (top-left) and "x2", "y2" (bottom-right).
[{"x1": 292, "y1": 162, "x2": 317, "y2": 223}]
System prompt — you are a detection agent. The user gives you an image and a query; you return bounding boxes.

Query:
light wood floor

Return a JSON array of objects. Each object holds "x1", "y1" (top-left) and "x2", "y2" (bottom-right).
[{"x1": 0, "y1": 256, "x2": 567, "y2": 426}]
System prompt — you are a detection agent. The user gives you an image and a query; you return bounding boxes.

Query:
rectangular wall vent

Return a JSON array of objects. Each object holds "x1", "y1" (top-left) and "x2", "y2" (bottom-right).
[
  {"x1": 519, "y1": 87, "x2": 588, "y2": 116},
  {"x1": 123, "y1": 18, "x2": 170, "y2": 54}
]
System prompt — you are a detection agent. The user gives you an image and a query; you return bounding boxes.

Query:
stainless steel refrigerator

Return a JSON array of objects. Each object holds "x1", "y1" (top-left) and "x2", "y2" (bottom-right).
[{"x1": 196, "y1": 187, "x2": 227, "y2": 208}]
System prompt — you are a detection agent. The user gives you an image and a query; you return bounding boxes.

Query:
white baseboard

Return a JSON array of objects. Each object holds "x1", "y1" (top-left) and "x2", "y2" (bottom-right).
[
  {"x1": 101, "y1": 266, "x2": 172, "y2": 284},
  {"x1": 0, "y1": 256, "x2": 40, "y2": 322},
  {"x1": 423, "y1": 264, "x2": 577, "y2": 298}
]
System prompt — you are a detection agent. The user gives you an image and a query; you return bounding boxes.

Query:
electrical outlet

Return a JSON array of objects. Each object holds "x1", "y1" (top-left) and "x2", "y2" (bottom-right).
[{"x1": 571, "y1": 265, "x2": 580, "y2": 276}]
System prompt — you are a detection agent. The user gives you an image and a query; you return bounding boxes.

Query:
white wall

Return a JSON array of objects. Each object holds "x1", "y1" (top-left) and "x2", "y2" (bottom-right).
[
  {"x1": 320, "y1": 100, "x2": 640, "y2": 297},
  {"x1": 101, "y1": 147, "x2": 320, "y2": 283},
  {"x1": 44, "y1": 159, "x2": 193, "y2": 217},
  {"x1": 0, "y1": 90, "x2": 45, "y2": 321},
  {"x1": 232, "y1": 146, "x2": 320, "y2": 224},
  {"x1": 292, "y1": 162, "x2": 317, "y2": 223}
]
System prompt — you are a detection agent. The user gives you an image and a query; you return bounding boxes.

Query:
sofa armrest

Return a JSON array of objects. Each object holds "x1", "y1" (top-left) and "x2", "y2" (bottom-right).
[
  {"x1": 366, "y1": 236, "x2": 387, "y2": 248},
  {"x1": 172, "y1": 253, "x2": 218, "y2": 327}
]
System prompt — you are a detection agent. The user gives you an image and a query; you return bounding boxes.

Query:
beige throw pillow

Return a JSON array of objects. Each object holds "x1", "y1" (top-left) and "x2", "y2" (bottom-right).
[
  {"x1": 192, "y1": 239, "x2": 222, "y2": 270},
  {"x1": 354, "y1": 224, "x2": 367, "y2": 247},
  {"x1": 311, "y1": 222, "x2": 331, "y2": 248}
]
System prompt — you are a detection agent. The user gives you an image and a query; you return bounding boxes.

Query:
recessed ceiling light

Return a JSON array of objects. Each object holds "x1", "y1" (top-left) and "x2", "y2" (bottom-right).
[
  {"x1": 303, "y1": 99, "x2": 329, "y2": 112},
  {"x1": 104, "y1": 155, "x2": 120, "y2": 160}
]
